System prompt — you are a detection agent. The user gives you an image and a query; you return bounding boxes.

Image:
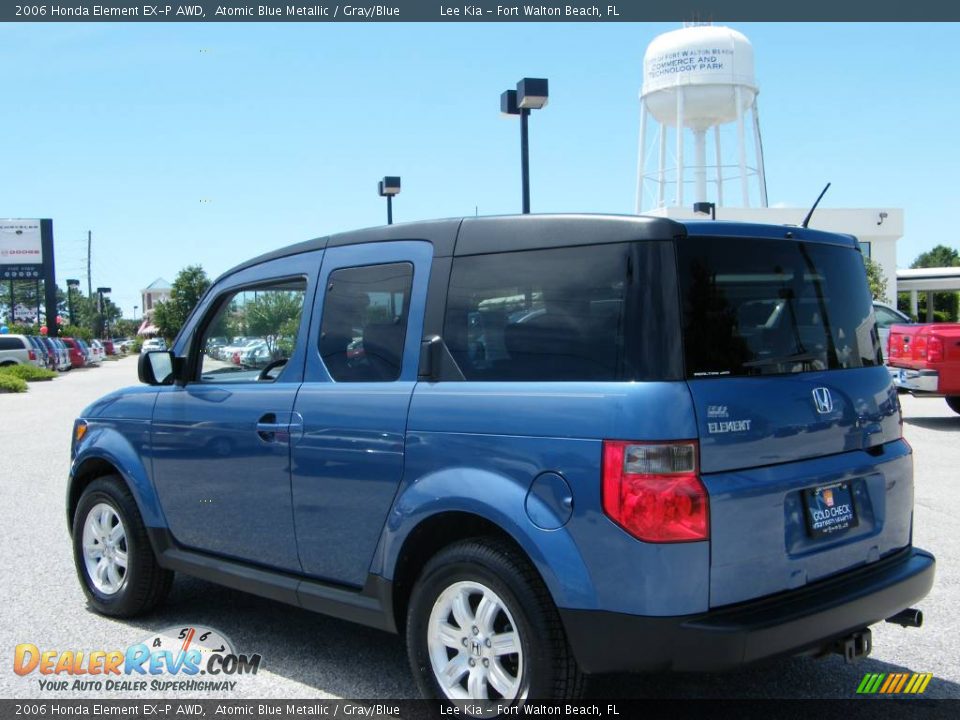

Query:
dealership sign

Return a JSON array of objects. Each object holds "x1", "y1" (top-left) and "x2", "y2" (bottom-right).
[{"x1": 1, "y1": 219, "x2": 43, "y2": 279}]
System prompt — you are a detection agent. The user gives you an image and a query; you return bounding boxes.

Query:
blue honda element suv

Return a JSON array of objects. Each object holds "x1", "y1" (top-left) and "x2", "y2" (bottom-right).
[{"x1": 68, "y1": 215, "x2": 934, "y2": 701}]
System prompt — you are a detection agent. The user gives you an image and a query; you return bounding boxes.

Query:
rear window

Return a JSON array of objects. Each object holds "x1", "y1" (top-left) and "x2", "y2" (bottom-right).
[{"x1": 677, "y1": 237, "x2": 882, "y2": 378}]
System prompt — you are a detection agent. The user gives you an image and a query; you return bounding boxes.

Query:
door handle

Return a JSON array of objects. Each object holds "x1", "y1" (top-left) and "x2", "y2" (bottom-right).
[{"x1": 257, "y1": 413, "x2": 284, "y2": 443}]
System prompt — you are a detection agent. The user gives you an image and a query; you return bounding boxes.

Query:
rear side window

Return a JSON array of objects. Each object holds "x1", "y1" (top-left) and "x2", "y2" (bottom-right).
[
  {"x1": 319, "y1": 263, "x2": 413, "y2": 382},
  {"x1": 442, "y1": 243, "x2": 682, "y2": 382},
  {"x1": 677, "y1": 237, "x2": 882, "y2": 378},
  {"x1": 0, "y1": 337, "x2": 24, "y2": 350}
]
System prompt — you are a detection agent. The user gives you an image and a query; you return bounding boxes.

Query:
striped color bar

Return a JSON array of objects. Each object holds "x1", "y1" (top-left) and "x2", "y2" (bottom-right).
[{"x1": 857, "y1": 672, "x2": 932, "y2": 694}]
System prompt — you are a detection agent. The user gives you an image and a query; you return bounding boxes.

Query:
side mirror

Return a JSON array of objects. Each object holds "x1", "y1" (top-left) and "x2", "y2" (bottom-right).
[{"x1": 138, "y1": 351, "x2": 178, "y2": 385}]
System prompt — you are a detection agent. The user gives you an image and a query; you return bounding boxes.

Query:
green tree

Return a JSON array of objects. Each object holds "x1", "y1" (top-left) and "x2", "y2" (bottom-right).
[
  {"x1": 70, "y1": 291, "x2": 123, "y2": 338},
  {"x1": 864, "y1": 256, "x2": 888, "y2": 303},
  {"x1": 153, "y1": 265, "x2": 211, "y2": 341},
  {"x1": 911, "y1": 245, "x2": 960, "y2": 269},
  {"x1": 907, "y1": 244, "x2": 960, "y2": 322},
  {"x1": 245, "y1": 291, "x2": 303, "y2": 356},
  {"x1": 111, "y1": 318, "x2": 140, "y2": 338}
]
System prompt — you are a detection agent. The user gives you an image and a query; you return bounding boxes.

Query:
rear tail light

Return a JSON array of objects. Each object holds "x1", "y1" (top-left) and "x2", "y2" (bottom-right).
[
  {"x1": 887, "y1": 333, "x2": 896, "y2": 358},
  {"x1": 912, "y1": 336, "x2": 926, "y2": 361},
  {"x1": 28, "y1": 349, "x2": 36, "y2": 361},
  {"x1": 602, "y1": 440, "x2": 709, "y2": 543},
  {"x1": 927, "y1": 336, "x2": 944, "y2": 363}
]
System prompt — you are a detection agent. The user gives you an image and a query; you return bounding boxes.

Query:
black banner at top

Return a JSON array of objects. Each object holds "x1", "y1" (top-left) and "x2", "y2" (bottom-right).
[{"x1": 3, "y1": 0, "x2": 960, "y2": 22}]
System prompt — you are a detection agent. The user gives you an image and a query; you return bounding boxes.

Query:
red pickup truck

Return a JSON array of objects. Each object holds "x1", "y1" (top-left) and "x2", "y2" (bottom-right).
[{"x1": 888, "y1": 323, "x2": 960, "y2": 414}]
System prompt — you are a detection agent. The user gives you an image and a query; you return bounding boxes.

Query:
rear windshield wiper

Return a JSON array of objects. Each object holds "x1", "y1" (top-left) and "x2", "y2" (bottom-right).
[{"x1": 742, "y1": 352, "x2": 819, "y2": 369}]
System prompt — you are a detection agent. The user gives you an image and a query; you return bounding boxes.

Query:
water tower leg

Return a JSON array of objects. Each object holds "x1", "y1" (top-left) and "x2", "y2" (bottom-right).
[
  {"x1": 714, "y1": 125, "x2": 724, "y2": 207},
  {"x1": 694, "y1": 129, "x2": 707, "y2": 204},
  {"x1": 751, "y1": 98, "x2": 769, "y2": 208},
  {"x1": 658, "y1": 123, "x2": 667, "y2": 208},
  {"x1": 676, "y1": 89, "x2": 685, "y2": 208},
  {"x1": 735, "y1": 86, "x2": 749, "y2": 207},
  {"x1": 636, "y1": 102, "x2": 647, "y2": 214}
]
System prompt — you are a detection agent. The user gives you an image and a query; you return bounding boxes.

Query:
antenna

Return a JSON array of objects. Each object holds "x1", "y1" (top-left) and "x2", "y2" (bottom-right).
[{"x1": 801, "y1": 183, "x2": 831, "y2": 228}]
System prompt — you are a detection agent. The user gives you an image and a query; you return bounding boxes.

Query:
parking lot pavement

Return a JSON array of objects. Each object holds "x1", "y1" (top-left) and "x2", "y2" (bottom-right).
[{"x1": 1, "y1": 362, "x2": 957, "y2": 700}]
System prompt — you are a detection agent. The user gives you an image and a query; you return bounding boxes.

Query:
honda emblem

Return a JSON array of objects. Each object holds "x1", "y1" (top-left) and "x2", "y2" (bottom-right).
[{"x1": 812, "y1": 387, "x2": 834, "y2": 414}]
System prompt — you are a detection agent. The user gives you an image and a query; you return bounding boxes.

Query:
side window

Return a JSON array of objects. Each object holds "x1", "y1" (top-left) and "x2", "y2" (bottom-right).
[
  {"x1": 198, "y1": 279, "x2": 307, "y2": 383},
  {"x1": 0, "y1": 337, "x2": 24, "y2": 350},
  {"x1": 443, "y1": 245, "x2": 629, "y2": 381},
  {"x1": 319, "y1": 262, "x2": 413, "y2": 382}
]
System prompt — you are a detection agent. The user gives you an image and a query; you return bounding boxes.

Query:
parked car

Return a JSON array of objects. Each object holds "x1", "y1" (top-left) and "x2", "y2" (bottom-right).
[
  {"x1": 60, "y1": 337, "x2": 87, "y2": 369},
  {"x1": 39, "y1": 337, "x2": 69, "y2": 372},
  {"x1": 141, "y1": 337, "x2": 167, "y2": 352},
  {"x1": 0, "y1": 333, "x2": 44, "y2": 368},
  {"x1": 36, "y1": 336, "x2": 59, "y2": 370},
  {"x1": 68, "y1": 216, "x2": 934, "y2": 702},
  {"x1": 52, "y1": 338, "x2": 72, "y2": 371},
  {"x1": 26, "y1": 335, "x2": 52, "y2": 369},
  {"x1": 89, "y1": 340, "x2": 106, "y2": 364},
  {"x1": 218, "y1": 337, "x2": 256, "y2": 361},
  {"x1": 873, "y1": 301, "x2": 911, "y2": 365},
  {"x1": 101, "y1": 339, "x2": 116, "y2": 356},
  {"x1": 230, "y1": 339, "x2": 267, "y2": 366},
  {"x1": 83, "y1": 339, "x2": 103, "y2": 366},
  {"x1": 239, "y1": 342, "x2": 273, "y2": 369},
  {"x1": 887, "y1": 321, "x2": 960, "y2": 414}
]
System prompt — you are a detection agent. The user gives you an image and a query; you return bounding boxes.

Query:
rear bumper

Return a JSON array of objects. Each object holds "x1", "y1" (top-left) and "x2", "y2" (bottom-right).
[
  {"x1": 891, "y1": 367, "x2": 939, "y2": 394},
  {"x1": 560, "y1": 547, "x2": 935, "y2": 674}
]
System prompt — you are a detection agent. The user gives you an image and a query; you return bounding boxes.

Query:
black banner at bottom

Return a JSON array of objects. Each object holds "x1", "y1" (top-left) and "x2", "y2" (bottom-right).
[{"x1": 0, "y1": 699, "x2": 956, "y2": 720}]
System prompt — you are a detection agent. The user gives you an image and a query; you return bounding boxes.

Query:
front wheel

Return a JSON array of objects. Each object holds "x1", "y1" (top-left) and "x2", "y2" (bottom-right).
[
  {"x1": 72, "y1": 475, "x2": 173, "y2": 617},
  {"x1": 947, "y1": 396, "x2": 960, "y2": 415},
  {"x1": 405, "y1": 538, "x2": 583, "y2": 703}
]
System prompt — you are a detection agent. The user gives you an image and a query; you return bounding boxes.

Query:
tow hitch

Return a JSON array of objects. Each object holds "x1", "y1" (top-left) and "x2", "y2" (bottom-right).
[{"x1": 833, "y1": 628, "x2": 872, "y2": 664}]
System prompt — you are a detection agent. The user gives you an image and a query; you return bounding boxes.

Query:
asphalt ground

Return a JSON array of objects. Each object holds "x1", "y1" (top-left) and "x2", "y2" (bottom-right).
[{"x1": 0, "y1": 356, "x2": 957, "y2": 702}]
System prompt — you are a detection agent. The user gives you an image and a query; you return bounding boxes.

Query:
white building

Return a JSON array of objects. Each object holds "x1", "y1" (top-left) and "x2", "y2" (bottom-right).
[
  {"x1": 138, "y1": 277, "x2": 171, "y2": 336},
  {"x1": 141, "y1": 278, "x2": 171, "y2": 317}
]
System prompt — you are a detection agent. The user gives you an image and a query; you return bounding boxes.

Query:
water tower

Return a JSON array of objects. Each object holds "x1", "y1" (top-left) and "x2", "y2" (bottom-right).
[{"x1": 636, "y1": 24, "x2": 768, "y2": 212}]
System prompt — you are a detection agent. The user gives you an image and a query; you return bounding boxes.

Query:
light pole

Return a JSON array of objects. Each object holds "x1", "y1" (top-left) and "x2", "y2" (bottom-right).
[
  {"x1": 133, "y1": 305, "x2": 139, "y2": 321},
  {"x1": 378, "y1": 176, "x2": 401, "y2": 225},
  {"x1": 96, "y1": 287, "x2": 111, "y2": 338},
  {"x1": 66, "y1": 279, "x2": 80, "y2": 326},
  {"x1": 501, "y1": 78, "x2": 549, "y2": 214}
]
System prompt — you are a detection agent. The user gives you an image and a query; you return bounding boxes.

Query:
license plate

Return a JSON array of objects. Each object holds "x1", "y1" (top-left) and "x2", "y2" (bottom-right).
[{"x1": 803, "y1": 482, "x2": 858, "y2": 538}]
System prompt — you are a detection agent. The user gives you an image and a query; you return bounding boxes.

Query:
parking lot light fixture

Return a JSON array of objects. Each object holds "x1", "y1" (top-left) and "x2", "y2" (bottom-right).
[
  {"x1": 501, "y1": 78, "x2": 549, "y2": 214},
  {"x1": 378, "y1": 176, "x2": 401, "y2": 225}
]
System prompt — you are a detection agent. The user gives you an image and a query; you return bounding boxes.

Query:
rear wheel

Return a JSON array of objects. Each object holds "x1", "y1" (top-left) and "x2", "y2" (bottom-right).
[
  {"x1": 72, "y1": 475, "x2": 172, "y2": 617},
  {"x1": 947, "y1": 397, "x2": 960, "y2": 415},
  {"x1": 405, "y1": 538, "x2": 583, "y2": 702}
]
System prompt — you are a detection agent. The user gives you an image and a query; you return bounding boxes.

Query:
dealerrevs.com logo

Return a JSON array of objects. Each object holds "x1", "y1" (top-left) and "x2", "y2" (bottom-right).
[{"x1": 14, "y1": 626, "x2": 262, "y2": 692}]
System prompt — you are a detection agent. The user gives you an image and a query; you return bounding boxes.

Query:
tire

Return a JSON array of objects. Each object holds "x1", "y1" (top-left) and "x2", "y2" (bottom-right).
[
  {"x1": 72, "y1": 475, "x2": 173, "y2": 617},
  {"x1": 405, "y1": 537, "x2": 583, "y2": 703},
  {"x1": 947, "y1": 397, "x2": 960, "y2": 415}
]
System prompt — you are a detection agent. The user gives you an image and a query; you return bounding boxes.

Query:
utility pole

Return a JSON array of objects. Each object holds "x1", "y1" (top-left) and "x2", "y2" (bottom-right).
[{"x1": 87, "y1": 230, "x2": 92, "y2": 298}]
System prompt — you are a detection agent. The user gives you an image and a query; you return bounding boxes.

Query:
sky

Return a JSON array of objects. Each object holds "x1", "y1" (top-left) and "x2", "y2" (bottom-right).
[{"x1": 1, "y1": 21, "x2": 959, "y2": 317}]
